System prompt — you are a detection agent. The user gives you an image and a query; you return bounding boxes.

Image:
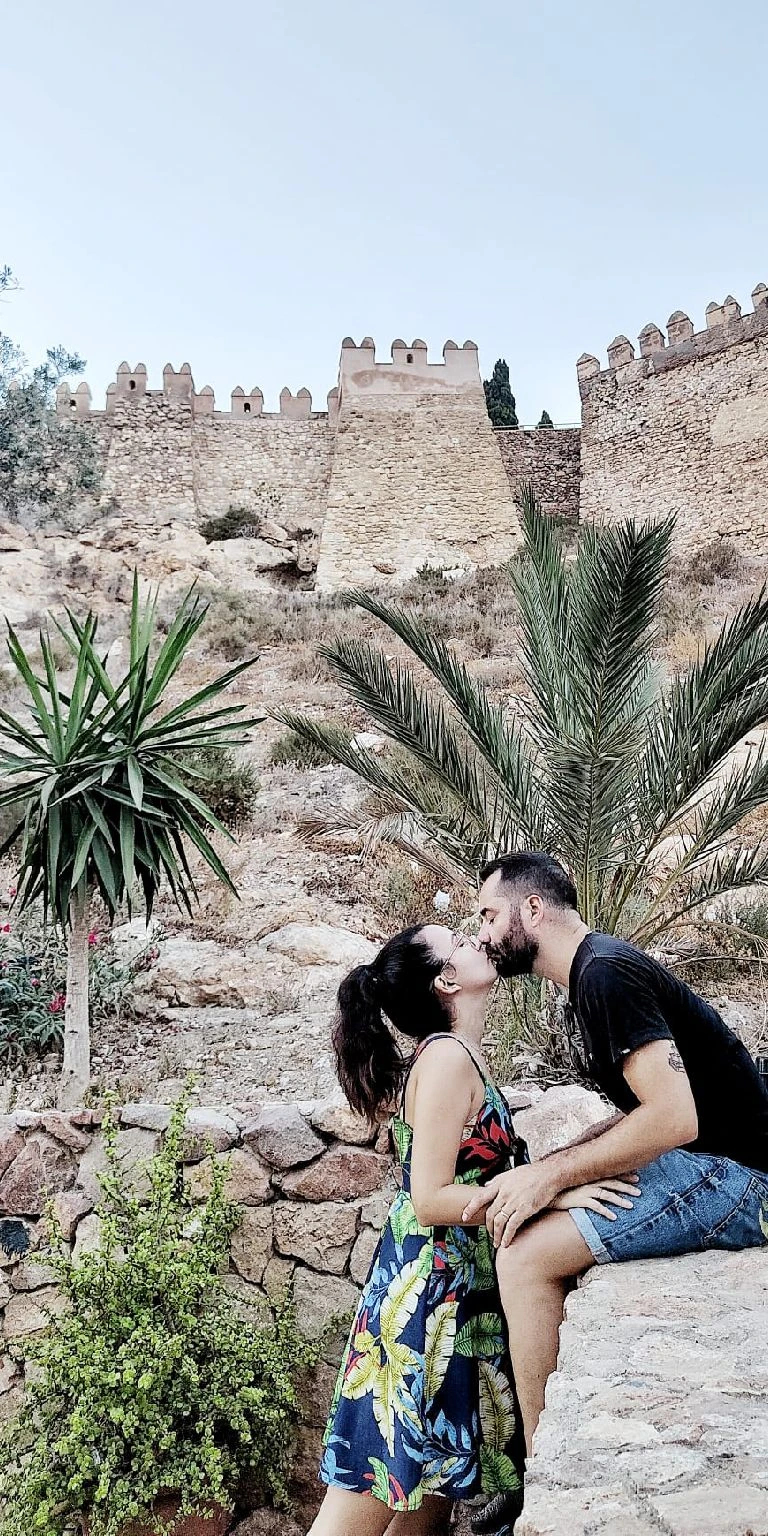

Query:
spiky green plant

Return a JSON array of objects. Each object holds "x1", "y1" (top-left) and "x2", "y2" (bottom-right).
[
  {"x1": 281, "y1": 486, "x2": 768, "y2": 946},
  {"x1": 0, "y1": 576, "x2": 259, "y2": 1107}
]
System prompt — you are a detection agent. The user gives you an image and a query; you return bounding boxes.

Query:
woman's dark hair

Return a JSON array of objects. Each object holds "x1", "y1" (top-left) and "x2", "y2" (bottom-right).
[{"x1": 332, "y1": 924, "x2": 451, "y2": 1121}]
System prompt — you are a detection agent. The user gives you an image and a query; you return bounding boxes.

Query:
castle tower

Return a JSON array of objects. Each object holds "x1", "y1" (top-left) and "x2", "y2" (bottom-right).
[{"x1": 314, "y1": 338, "x2": 521, "y2": 590}]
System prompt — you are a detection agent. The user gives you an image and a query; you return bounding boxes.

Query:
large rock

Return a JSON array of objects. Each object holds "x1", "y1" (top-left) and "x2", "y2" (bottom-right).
[
  {"x1": 134, "y1": 938, "x2": 252, "y2": 1008},
  {"x1": 308, "y1": 1094, "x2": 376, "y2": 1146},
  {"x1": 258, "y1": 923, "x2": 377, "y2": 968},
  {"x1": 514, "y1": 1084, "x2": 609, "y2": 1161},
  {"x1": 180, "y1": 1109, "x2": 240, "y2": 1162},
  {"x1": 0, "y1": 1135, "x2": 76, "y2": 1216},
  {"x1": 40, "y1": 1112, "x2": 91, "y2": 1152},
  {"x1": 279, "y1": 1147, "x2": 389, "y2": 1202},
  {"x1": 0, "y1": 1124, "x2": 24, "y2": 1180},
  {"x1": 273, "y1": 1200, "x2": 358, "y2": 1274},
  {"x1": 291, "y1": 1267, "x2": 358, "y2": 1339},
  {"x1": 242, "y1": 1107, "x2": 324, "y2": 1171},
  {"x1": 230, "y1": 1207, "x2": 274, "y2": 1285},
  {"x1": 185, "y1": 1149, "x2": 271, "y2": 1206},
  {"x1": 76, "y1": 1128, "x2": 161, "y2": 1204},
  {"x1": 50, "y1": 1187, "x2": 94, "y2": 1240},
  {"x1": 3, "y1": 1286, "x2": 66, "y2": 1338}
]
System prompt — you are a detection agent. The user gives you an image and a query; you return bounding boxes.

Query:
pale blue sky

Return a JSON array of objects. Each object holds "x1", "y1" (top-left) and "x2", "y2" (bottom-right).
[{"x1": 3, "y1": 0, "x2": 767, "y2": 424}]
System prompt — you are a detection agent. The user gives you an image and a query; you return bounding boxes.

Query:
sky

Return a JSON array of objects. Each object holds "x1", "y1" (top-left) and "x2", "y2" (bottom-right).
[{"x1": 2, "y1": 0, "x2": 768, "y2": 425}]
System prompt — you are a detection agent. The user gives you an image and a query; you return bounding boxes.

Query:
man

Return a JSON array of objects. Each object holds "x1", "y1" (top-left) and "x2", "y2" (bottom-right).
[{"x1": 464, "y1": 851, "x2": 768, "y2": 1534}]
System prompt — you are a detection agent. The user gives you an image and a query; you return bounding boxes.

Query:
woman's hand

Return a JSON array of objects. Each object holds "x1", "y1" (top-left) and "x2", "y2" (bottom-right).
[{"x1": 550, "y1": 1175, "x2": 641, "y2": 1221}]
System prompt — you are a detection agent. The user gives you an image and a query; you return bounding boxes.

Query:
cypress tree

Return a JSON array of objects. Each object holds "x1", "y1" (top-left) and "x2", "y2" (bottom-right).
[{"x1": 483, "y1": 358, "x2": 518, "y2": 428}]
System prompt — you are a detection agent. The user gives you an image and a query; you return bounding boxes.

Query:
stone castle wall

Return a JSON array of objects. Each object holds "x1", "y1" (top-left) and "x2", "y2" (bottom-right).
[
  {"x1": 315, "y1": 338, "x2": 522, "y2": 587},
  {"x1": 578, "y1": 283, "x2": 768, "y2": 553},
  {"x1": 57, "y1": 283, "x2": 768, "y2": 583},
  {"x1": 495, "y1": 426, "x2": 581, "y2": 523}
]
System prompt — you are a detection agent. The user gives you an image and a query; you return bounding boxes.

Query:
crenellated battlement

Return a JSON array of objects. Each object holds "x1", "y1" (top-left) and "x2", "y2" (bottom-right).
[
  {"x1": 56, "y1": 364, "x2": 334, "y2": 420},
  {"x1": 337, "y1": 337, "x2": 481, "y2": 403},
  {"x1": 577, "y1": 282, "x2": 768, "y2": 395}
]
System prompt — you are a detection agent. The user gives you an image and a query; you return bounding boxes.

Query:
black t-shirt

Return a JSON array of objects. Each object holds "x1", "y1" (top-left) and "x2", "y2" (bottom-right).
[{"x1": 569, "y1": 932, "x2": 768, "y2": 1174}]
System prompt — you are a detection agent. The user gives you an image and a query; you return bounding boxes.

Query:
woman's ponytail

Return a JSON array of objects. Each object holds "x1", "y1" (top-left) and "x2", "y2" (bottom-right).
[
  {"x1": 332, "y1": 964, "x2": 405, "y2": 1121},
  {"x1": 331, "y1": 925, "x2": 451, "y2": 1121}
]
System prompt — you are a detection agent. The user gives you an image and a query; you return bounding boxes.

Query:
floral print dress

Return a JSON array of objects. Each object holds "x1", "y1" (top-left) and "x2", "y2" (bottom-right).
[{"x1": 319, "y1": 1034, "x2": 527, "y2": 1512}]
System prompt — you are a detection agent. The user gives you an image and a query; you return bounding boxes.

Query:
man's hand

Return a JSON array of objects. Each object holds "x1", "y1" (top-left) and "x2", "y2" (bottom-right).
[{"x1": 462, "y1": 1164, "x2": 560, "y2": 1247}]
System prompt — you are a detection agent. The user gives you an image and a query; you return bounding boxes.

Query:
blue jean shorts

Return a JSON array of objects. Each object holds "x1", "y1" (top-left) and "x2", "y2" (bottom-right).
[{"x1": 568, "y1": 1148, "x2": 768, "y2": 1264}]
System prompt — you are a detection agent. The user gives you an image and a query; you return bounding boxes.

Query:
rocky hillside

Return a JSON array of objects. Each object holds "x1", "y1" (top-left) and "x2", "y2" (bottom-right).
[{"x1": 1, "y1": 509, "x2": 766, "y2": 1114}]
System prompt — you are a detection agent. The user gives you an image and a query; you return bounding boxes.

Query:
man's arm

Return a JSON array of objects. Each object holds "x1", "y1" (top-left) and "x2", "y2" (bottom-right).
[{"x1": 463, "y1": 1041, "x2": 698, "y2": 1244}]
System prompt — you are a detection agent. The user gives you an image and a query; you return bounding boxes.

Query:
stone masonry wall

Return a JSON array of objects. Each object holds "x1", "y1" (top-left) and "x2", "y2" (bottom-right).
[
  {"x1": 578, "y1": 284, "x2": 768, "y2": 555},
  {"x1": 0, "y1": 1095, "x2": 394, "y2": 1525},
  {"x1": 495, "y1": 427, "x2": 581, "y2": 523},
  {"x1": 315, "y1": 339, "x2": 522, "y2": 588},
  {"x1": 520, "y1": 1249, "x2": 768, "y2": 1536},
  {"x1": 2, "y1": 1089, "x2": 765, "y2": 1534}
]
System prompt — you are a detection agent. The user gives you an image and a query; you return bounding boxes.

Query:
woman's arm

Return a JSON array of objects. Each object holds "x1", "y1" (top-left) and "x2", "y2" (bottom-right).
[{"x1": 408, "y1": 1039, "x2": 487, "y2": 1227}]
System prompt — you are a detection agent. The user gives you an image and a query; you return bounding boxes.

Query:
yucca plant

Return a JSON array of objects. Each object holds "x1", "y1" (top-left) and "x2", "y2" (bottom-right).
[
  {"x1": 0, "y1": 576, "x2": 259, "y2": 1108},
  {"x1": 281, "y1": 486, "x2": 768, "y2": 947}
]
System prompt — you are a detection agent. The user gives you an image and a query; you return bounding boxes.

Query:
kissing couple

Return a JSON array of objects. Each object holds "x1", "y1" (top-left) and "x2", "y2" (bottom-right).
[{"x1": 307, "y1": 852, "x2": 768, "y2": 1536}]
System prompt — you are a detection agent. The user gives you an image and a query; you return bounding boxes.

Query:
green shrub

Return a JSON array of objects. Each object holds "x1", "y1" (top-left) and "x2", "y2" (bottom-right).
[
  {"x1": 0, "y1": 1092, "x2": 317, "y2": 1536},
  {"x1": 268, "y1": 729, "x2": 335, "y2": 769},
  {"x1": 199, "y1": 507, "x2": 261, "y2": 543},
  {"x1": 202, "y1": 590, "x2": 283, "y2": 658},
  {"x1": 175, "y1": 745, "x2": 258, "y2": 830},
  {"x1": 688, "y1": 537, "x2": 743, "y2": 586},
  {"x1": 0, "y1": 907, "x2": 158, "y2": 1064},
  {"x1": 373, "y1": 863, "x2": 439, "y2": 927}
]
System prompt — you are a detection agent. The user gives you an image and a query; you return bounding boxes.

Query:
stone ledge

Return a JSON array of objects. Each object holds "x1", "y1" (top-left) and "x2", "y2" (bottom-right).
[{"x1": 518, "y1": 1249, "x2": 768, "y2": 1536}]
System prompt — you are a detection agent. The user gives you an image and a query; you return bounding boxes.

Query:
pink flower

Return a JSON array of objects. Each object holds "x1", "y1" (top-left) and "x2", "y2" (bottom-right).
[
  {"x1": 30, "y1": 977, "x2": 40, "y2": 986},
  {"x1": 0, "y1": 923, "x2": 10, "y2": 934},
  {"x1": 8, "y1": 886, "x2": 16, "y2": 898},
  {"x1": 87, "y1": 931, "x2": 99, "y2": 947},
  {"x1": 49, "y1": 992, "x2": 66, "y2": 1013}
]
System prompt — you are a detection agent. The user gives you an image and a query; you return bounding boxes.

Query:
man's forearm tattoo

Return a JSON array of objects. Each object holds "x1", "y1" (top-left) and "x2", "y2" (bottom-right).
[{"x1": 669, "y1": 1046, "x2": 685, "y2": 1073}]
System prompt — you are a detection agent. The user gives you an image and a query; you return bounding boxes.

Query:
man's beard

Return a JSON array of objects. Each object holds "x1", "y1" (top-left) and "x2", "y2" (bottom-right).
[{"x1": 486, "y1": 916, "x2": 539, "y2": 978}]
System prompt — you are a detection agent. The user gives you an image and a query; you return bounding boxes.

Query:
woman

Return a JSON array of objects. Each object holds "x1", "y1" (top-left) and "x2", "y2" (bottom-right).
[{"x1": 310, "y1": 923, "x2": 637, "y2": 1536}]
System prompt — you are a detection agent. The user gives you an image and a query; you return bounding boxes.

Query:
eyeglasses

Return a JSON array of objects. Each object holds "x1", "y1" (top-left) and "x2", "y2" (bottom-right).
[{"x1": 431, "y1": 930, "x2": 468, "y2": 989}]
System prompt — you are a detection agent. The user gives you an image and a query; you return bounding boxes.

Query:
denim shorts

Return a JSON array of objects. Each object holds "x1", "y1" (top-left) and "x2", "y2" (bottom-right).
[{"x1": 568, "y1": 1148, "x2": 768, "y2": 1264}]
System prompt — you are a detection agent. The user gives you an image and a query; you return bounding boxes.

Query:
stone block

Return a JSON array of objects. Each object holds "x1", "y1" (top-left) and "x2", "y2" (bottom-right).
[
  {"x1": 9, "y1": 1259, "x2": 58, "y2": 1291},
  {"x1": 0, "y1": 1135, "x2": 76, "y2": 1216},
  {"x1": 49, "y1": 1187, "x2": 94, "y2": 1240},
  {"x1": 76, "y1": 1127, "x2": 161, "y2": 1204},
  {"x1": 258, "y1": 923, "x2": 376, "y2": 968},
  {"x1": 0, "y1": 1126, "x2": 24, "y2": 1180},
  {"x1": 308, "y1": 1094, "x2": 376, "y2": 1146},
  {"x1": 291, "y1": 1267, "x2": 357, "y2": 1339},
  {"x1": 180, "y1": 1109, "x2": 240, "y2": 1162},
  {"x1": 3, "y1": 1286, "x2": 66, "y2": 1337},
  {"x1": 278, "y1": 1147, "x2": 389, "y2": 1202},
  {"x1": 350, "y1": 1225, "x2": 379, "y2": 1286},
  {"x1": 72, "y1": 1213, "x2": 104, "y2": 1262},
  {"x1": 40, "y1": 1112, "x2": 91, "y2": 1152},
  {"x1": 651, "y1": 1484, "x2": 768, "y2": 1535},
  {"x1": 230, "y1": 1207, "x2": 274, "y2": 1285},
  {"x1": 185, "y1": 1149, "x2": 271, "y2": 1206},
  {"x1": 242, "y1": 1107, "x2": 324, "y2": 1171},
  {"x1": 273, "y1": 1200, "x2": 358, "y2": 1274},
  {"x1": 262, "y1": 1254, "x2": 295, "y2": 1299},
  {"x1": 514, "y1": 1085, "x2": 608, "y2": 1160}
]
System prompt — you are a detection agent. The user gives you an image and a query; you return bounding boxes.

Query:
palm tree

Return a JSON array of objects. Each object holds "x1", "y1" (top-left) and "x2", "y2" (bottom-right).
[
  {"x1": 280, "y1": 486, "x2": 768, "y2": 947},
  {"x1": 0, "y1": 576, "x2": 259, "y2": 1108}
]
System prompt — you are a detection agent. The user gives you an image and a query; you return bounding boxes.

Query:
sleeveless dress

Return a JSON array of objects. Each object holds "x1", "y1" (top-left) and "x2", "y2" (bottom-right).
[{"x1": 319, "y1": 1035, "x2": 527, "y2": 1512}]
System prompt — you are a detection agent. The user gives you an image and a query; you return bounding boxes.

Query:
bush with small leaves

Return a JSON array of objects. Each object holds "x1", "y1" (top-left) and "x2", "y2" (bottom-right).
[
  {"x1": 268, "y1": 729, "x2": 335, "y2": 769},
  {"x1": 175, "y1": 745, "x2": 258, "y2": 831},
  {"x1": 0, "y1": 1090, "x2": 318, "y2": 1536}
]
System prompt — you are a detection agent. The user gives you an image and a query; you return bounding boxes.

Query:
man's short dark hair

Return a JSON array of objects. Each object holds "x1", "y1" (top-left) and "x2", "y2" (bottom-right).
[{"x1": 479, "y1": 851, "x2": 578, "y2": 911}]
